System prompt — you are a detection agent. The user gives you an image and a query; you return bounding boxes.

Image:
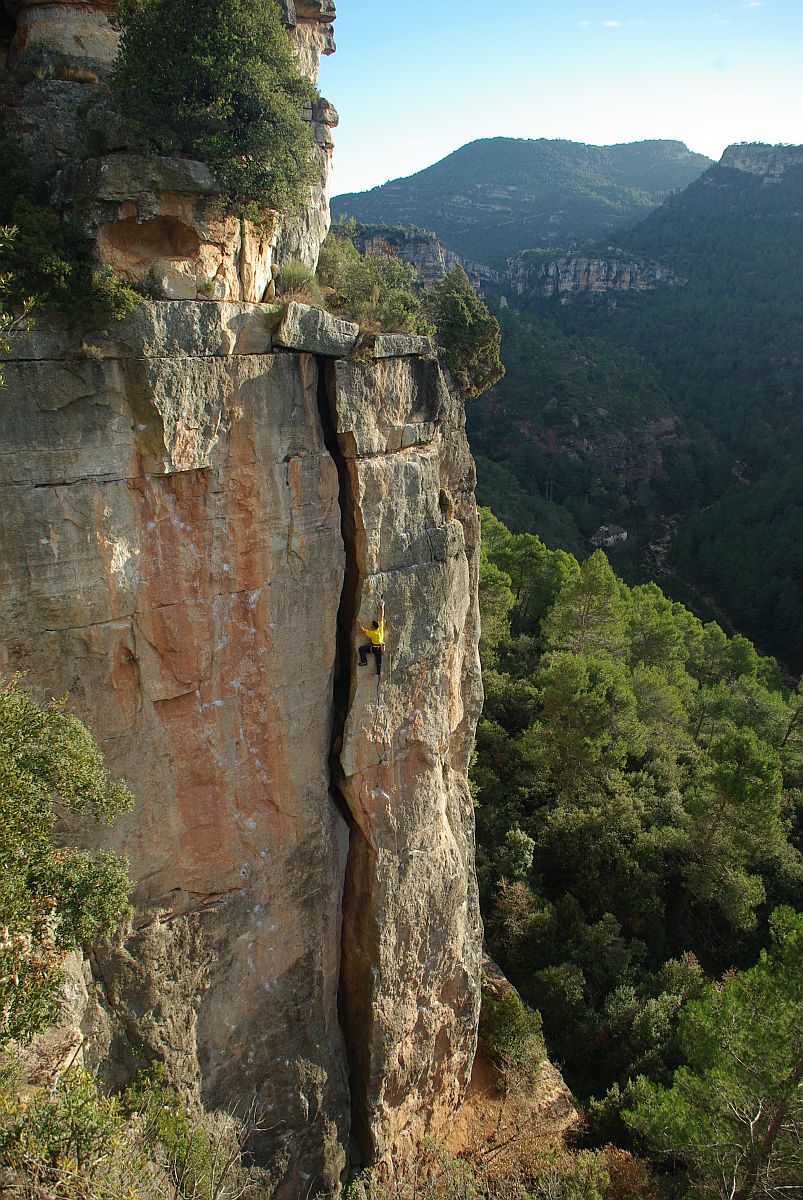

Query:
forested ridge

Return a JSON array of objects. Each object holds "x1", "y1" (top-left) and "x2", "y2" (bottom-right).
[
  {"x1": 474, "y1": 507, "x2": 803, "y2": 1193},
  {"x1": 472, "y1": 153, "x2": 803, "y2": 669},
  {"x1": 332, "y1": 138, "x2": 711, "y2": 268}
]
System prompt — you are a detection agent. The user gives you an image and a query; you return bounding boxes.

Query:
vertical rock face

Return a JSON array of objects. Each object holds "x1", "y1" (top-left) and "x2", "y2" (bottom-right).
[
  {"x1": 0, "y1": 302, "x2": 483, "y2": 1193},
  {"x1": 331, "y1": 356, "x2": 483, "y2": 1168},
  {"x1": 0, "y1": 2, "x2": 484, "y2": 1191},
  {"x1": 0, "y1": 311, "x2": 351, "y2": 1193},
  {"x1": 505, "y1": 253, "x2": 685, "y2": 305}
]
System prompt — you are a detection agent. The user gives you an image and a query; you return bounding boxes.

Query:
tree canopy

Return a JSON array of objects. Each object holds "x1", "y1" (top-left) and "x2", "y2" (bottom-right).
[
  {"x1": 111, "y1": 0, "x2": 317, "y2": 216},
  {"x1": 0, "y1": 678, "x2": 132, "y2": 1047},
  {"x1": 474, "y1": 509, "x2": 803, "y2": 1118},
  {"x1": 627, "y1": 906, "x2": 803, "y2": 1200}
]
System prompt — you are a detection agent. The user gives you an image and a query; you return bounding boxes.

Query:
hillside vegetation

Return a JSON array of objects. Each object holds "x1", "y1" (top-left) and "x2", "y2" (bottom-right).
[
  {"x1": 473, "y1": 151, "x2": 803, "y2": 668},
  {"x1": 332, "y1": 138, "x2": 711, "y2": 268},
  {"x1": 474, "y1": 507, "x2": 803, "y2": 1195}
]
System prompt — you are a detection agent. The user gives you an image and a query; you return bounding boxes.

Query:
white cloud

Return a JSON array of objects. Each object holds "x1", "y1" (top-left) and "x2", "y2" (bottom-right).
[
  {"x1": 603, "y1": 19, "x2": 623, "y2": 26},
  {"x1": 744, "y1": 1, "x2": 764, "y2": 7},
  {"x1": 578, "y1": 19, "x2": 591, "y2": 26}
]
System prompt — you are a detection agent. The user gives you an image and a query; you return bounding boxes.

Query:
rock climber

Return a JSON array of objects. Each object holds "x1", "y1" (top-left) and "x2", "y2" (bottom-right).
[{"x1": 358, "y1": 600, "x2": 385, "y2": 677}]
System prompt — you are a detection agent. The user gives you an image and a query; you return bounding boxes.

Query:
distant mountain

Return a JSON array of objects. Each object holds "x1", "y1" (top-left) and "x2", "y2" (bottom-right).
[
  {"x1": 331, "y1": 138, "x2": 712, "y2": 268},
  {"x1": 470, "y1": 143, "x2": 803, "y2": 668}
]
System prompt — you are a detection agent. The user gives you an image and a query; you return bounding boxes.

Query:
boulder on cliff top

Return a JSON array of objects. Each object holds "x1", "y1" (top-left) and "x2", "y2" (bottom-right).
[{"x1": 274, "y1": 300, "x2": 360, "y2": 356}]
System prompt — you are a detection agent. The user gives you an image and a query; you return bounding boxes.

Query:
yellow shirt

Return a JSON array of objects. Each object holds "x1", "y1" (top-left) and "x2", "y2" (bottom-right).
[{"x1": 363, "y1": 620, "x2": 384, "y2": 646}]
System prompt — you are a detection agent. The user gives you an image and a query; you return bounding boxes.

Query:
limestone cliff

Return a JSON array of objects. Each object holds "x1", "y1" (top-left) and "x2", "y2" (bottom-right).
[
  {"x1": 0, "y1": 4, "x2": 483, "y2": 1195},
  {"x1": 507, "y1": 252, "x2": 685, "y2": 306},
  {"x1": 353, "y1": 228, "x2": 501, "y2": 293},
  {"x1": 718, "y1": 141, "x2": 803, "y2": 182}
]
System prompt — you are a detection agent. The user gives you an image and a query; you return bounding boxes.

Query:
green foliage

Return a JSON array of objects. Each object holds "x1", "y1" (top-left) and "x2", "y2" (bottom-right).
[
  {"x1": 0, "y1": 678, "x2": 133, "y2": 1047},
  {"x1": 0, "y1": 226, "x2": 35, "y2": 390},
  {"x1": 0, "y1": 138, "x2": 140, "y2": 329},
  {"x1": 0, "y1": 1066, "x2": 133, "y2": 1200},
  {"x1": 275, "y1": 257, "x2": 325, "y2": 307},
  {"x1": 0, "y1": 1062, "x2": 256, "y2": 1200},
  {"x1": 317, "y1": 231, "x2": 432, "y2": 334},
  {"x1": 474, "y1": 509, "x2": 803, "y2": 1114},
  {"x1": 111, "y1": 0, "x2": 317, "y2": 217},
  {"x1": 481, "y1": 985, "x2": 544, "y2": 1090},
  {"x1": 426, "y1": 267, "x2": 504, "y2": 398},
  {"x1": 467, "y1": 304, "x2": 669, "y2": 543},
  {"x1": 520, "y1": 159, "x2": 803, "y2": 668},
  {"x1": 626, "y1": 907, "x2": 803, "y2": 1200}
]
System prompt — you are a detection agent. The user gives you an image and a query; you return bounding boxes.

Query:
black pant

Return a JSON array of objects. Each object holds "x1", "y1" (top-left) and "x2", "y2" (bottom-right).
[{"x1": 359, "y1": 644, "x2": 383, "y2": 675}]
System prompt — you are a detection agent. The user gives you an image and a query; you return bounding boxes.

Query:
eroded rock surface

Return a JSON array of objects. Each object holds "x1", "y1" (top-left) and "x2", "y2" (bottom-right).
[
  {"x1": 507, "y1": 253, "x2": 685, "y2": 305},
  {"x1": 0, "y1": 302, "x2": 483, "y2": 1194},
  {"x1": 1, "y1": 0, "x2": 338, "y2": 273},
  {"x1": 330, "y1": 354, "x2": 483, "y2": 1171},
  {"x1": 0, "y1": 3, "x2": 484, "y2": 1190}
]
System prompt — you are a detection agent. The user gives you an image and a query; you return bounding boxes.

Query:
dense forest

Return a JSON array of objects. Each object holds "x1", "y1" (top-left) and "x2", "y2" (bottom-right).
[
  {"x1": 472, "y1": 154, "x2": 803, "y2": 669},
  {"x1": 474, "y1": 507, "x2": 803, "y2": 1191}
]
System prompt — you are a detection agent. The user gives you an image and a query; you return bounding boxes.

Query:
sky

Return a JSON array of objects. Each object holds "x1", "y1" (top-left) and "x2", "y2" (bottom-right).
[{"x1": 317, "y1": 0, "x2": 803, "y2": 197}]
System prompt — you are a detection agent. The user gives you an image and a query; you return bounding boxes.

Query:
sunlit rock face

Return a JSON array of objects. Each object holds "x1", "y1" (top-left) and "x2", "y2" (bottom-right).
[
  {"x1": 331, "y1": 354, "x2": 483, "y2": 1172},
  {"x1": 0, "y1": 295, "x2": 482, "y2": 1194},
  {"x1": 718, "y1": 142, "x2": 803, "y2": 181},
  {"x1": 507, "y1": 253, "x2": 685, "y2": 305},
  {"x1": 0, "y1": 1, "x2": 484, "y2": 1191}
]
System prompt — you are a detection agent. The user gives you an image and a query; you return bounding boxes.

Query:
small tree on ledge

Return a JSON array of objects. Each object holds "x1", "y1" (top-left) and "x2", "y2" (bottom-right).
[
  {"x1": 111, "y1": 0, "x2": 318, "y2": 219},
  {"x1": 427, "y1": 266, "x2": 505, "y2": 399}
]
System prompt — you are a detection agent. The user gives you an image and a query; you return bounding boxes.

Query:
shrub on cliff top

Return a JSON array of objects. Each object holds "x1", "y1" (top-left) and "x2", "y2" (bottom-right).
[
  {"x1": 426, "y1": 266, "x2": 504, "y2": 398},
  {"x1": 0, "y1": 136, "x2": 140, "y2": 331},
  {"x1": 317, "y1": 231, "x2": 434, "y2": 335},
  {"x1": 111, "y1": 0, "x2": 317, "y2": 218}
]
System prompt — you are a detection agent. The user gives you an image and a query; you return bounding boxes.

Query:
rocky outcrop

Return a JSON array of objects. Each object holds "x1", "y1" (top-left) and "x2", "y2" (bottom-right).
[
  {"x1": 719, "y1": 142, "x2": 803, "y2": 182},
  {"x1": 0, "y1": 0, "x2": 338, "y2": 272},
  {"x1": 507, "y1": 253, "x2": 685, "y2": 305},
  {"x1": 0, "y1": 294, "x2": 482, "y2": 1193},
  {"x1": 331, "y1": 352, "x2": 482, "y2": 1169},
  {"x1": 1, "y1": 7, "x2": 484, "y2": 1192}
]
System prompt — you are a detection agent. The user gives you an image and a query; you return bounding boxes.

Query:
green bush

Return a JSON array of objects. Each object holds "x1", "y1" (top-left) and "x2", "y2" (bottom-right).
[
  {"x1": 112, "y1": 0, "x2": 317, "y2": 217},
  {"x1": 426, "y1": 266, "x2": 504, "y2": 397},
  {"x1": 275, "y1": 257, "x2": 325, "y2": 307},
  {"x1": 0, "y1": 138, "x2": 140, "y2": 329},
  {"x1": 317, "y1": 232, "x2": 433, "y2": 334},
  {"x1": 481, "y1": 984, "x2": 545, "y2": 1089},
  {"x1": 0, "y1": 1062, "x2": 257, "y2": 1200},
  {"x1": 0, "y1": 677, "x2": 133, "y2": 1047}
]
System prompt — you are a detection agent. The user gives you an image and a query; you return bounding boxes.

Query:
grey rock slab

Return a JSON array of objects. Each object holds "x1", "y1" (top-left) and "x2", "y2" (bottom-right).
[
  {"x1": 2, "y1": 303, "x2": 279, "y2": 363},
  {"x1": 371, "y1": 334, "x2": 433, "y2": 359},
  {"x1": 274, "y1": 301, "x2": 359, "y2": 357}
]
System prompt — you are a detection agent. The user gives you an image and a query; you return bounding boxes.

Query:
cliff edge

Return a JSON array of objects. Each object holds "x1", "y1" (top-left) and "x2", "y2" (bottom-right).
[{"x1": 0, "y1": 3, "x2": 483, "y2": 1195}]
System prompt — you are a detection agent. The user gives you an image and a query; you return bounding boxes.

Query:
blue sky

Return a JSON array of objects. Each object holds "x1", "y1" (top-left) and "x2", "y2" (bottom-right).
[{"x1": 317, "y1": 0, "x2": 803, "y2": 196}]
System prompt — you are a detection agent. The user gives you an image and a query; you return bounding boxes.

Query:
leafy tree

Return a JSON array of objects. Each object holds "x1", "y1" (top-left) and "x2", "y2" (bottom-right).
[
  {"x1": 473, "y1": 509, "x2": 803, "y2": 1110},
  {"x1": 426, "y1": 267, "x2": 504, "y2": 398},
  {"x1": 0, "y1": 1062, "x2": 258, "y2": 1200},
  {"x1": 0, "y1": 678, "x2": 133, "y2": 1046},
  {"x1": 627, "y1": 907, "x2": 803, "y2": 1200},
  {"x1": 111, "y1": 0, "x2": 317, "y2": 216},
  {"x1": 542, "y1": 550, "x2": 628, "y2": 657}
]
